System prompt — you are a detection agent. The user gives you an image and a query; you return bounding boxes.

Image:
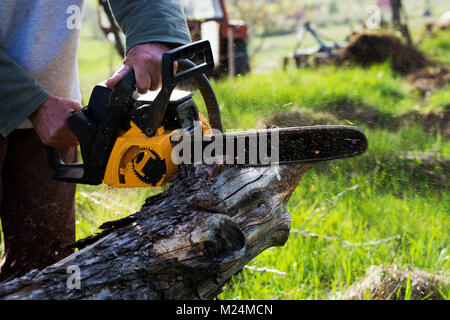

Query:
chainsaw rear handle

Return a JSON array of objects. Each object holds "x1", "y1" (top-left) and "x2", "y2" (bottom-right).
[
  {"x1": 46, "y1": 70, "x2": 137, "y2": 184},
  {"x1": 47, "y1": 40, "x2": 221, "y2": 184}
]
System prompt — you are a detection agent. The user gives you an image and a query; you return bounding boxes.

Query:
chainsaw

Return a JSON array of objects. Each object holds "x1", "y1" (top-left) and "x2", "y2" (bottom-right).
[{"x1": 47, "y1": 40, "x2": 368, "y2": 188}]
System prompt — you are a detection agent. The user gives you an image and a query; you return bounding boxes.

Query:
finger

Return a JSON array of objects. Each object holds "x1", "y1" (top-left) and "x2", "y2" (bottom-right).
[
  {"x1": 66, "y1": 128, "x2": 79, "y2": 145},
  {"x1": 47, "y1": 128, "x2": 79, "y2": 148},
  {"x1": 60, "y1": 125, "x2": 79, "y2": 147},
  {"x1": 60, "y1": 121, "x2": 79, "y2": 147},
  {"x1": 134, "y1": 65, "x2": 151, "y2": 94},
  {"x1": 106, "y1": 64, "x2": 131, "y2": 88},
  {"x1": 150, "y1": 61, "x2": 176, "y2": 91},
  {"x1": 63, "y1": 128, "x2": 80, "y2": 147},
  {"x1": 149, "y1": 65, "x2": 162, "y2": 91},
  {"x1": 69, "y1": 101, "x2": 82, "y2": 113},
  {"x1": 62, "y1": 109, "x2": 80, "y2": 146}
]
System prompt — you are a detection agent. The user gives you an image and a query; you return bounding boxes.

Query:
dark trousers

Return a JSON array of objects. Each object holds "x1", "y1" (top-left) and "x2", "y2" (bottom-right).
[{"x1": 0, "y1": 129, "x2": 77, "y2": 281}]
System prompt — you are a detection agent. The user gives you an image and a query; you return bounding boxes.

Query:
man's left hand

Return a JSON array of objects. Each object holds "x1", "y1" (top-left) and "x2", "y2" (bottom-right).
[{"x1": 106, "y1": 42, "x2": 172, "y2": 93}]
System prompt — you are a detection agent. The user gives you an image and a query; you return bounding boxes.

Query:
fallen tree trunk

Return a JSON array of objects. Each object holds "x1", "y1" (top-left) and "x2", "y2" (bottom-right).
[{"x1": 0, "y1": 163, "x2": 310, "y2": 300}]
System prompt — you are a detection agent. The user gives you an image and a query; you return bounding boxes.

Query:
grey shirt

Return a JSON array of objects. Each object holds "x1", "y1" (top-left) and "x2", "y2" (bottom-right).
[
  {"x1": 0, "y1": 0, "x2": 191, "y2": 136},
  {"x1": 0, "y1": 0, "x2": 84, "y2": 130}
]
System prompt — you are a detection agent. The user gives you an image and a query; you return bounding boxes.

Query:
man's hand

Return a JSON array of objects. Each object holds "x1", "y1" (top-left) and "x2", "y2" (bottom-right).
[
  {"x1": 106, "y1": 42, "x2": 172, "y2": 93},
  {"x1": 30, "y1": 96, "x2": 81, "y2": 148}
]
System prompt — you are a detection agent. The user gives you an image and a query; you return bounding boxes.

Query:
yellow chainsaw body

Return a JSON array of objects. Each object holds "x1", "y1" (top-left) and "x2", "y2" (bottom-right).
[{"x1": 103, "y1": 114, "x2": 210, "y2": 188}]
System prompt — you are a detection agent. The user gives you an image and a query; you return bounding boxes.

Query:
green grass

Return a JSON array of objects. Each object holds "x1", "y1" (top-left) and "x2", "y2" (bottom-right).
[
  {"x1": 218, "y1": 145, "x2": 449, "y2": 299},
  {"x1": 72, "y1": 27, "x2": 449, "y2": 300},
  {"x1": 74, "y1": 185, "x2": 165, "y2": 239},
  {"x1": 420, "y1": 29, "x2": 450, "y2": 65},
  {"x1": 209, "y1": 31, "x2": 450, "y2": 298},
  {"x1": 73, "y1": 66, "x2": 448, "y2": 300},
  {"x1": 208, "y1": 64, "x2": 411, "y2": 128},
  {"x1": 1, "y1": 10, "x2": 448, "y2": 300},
  {"x1": 221, "y1": 191, "x2": 448, "y2": 299},
  {"x1": 209, "y1": 65, "x2": 449, "y2": 298}
]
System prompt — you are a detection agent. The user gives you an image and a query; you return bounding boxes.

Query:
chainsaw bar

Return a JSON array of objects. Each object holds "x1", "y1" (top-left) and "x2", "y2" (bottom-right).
[{"x1": 173, "y1": 125, "x2": 368, "y2": 166}]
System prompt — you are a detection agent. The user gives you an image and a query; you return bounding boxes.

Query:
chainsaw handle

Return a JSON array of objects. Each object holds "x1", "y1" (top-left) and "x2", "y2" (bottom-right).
[
  {"x1": 132, "y1": 40, "x2": 221, "y2": 136},
  {"x1": 46, "y1": 146, "x2": 86, "y2": 181},
  {"x1": 46, "y1": 70, "x2": 137, "y2": 184},
  {"x1": 162, "y1": 40, "x2": 214, "y2": 88}
]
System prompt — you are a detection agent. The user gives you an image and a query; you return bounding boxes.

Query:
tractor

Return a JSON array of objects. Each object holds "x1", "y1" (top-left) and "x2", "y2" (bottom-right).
[{"x1": 283, "y1": 22, "x2": 346, "y2": 70}]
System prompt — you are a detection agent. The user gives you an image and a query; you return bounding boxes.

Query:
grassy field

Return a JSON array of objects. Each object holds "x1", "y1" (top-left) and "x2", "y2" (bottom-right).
[
  {"x1": 212, "y1": 73, "x2": 448, "y2": 299},
  {"x1": 70, "y1": 26, "x2": 450, "y2": 300},
  {"x1": 201, "y1": 48, "x2": 449, "y2": 299},
  {"x1": 0, "y1": 1, "x2": 448, "y2": 299}
]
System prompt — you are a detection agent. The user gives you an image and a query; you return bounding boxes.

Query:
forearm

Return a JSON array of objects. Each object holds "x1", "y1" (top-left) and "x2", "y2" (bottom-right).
[
  {"x1": 0, "y1": 47, "x2": 50, "y2": 137},
  {"x1": 108, "y1": 0, "x2": 191, "y2": 53}
]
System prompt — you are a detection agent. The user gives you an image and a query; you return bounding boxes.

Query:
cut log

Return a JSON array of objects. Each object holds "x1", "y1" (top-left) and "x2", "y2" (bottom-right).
[{"x1": 0, "y1": 163, "x2": 311, "y2": 300}]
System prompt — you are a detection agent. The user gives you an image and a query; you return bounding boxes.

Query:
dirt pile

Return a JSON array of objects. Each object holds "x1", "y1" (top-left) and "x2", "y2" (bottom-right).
[
  {"x1": 413, "y1": 105, "x2": 450, "y2": 139},
  {"x1": 340, "y1": 33, "x2": 429, "y2": 75},
  {"x1": 331, "y1": 265, "x2": 449, "y2": 300},
  {"x1": 406, "y1": 66, "x2": 450, "y2": 96}
]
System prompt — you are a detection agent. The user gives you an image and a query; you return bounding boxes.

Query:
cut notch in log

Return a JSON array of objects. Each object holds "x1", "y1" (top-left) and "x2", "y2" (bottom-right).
[{"x1": 0, "y1": 163, "x2": 311, "y2": 300}]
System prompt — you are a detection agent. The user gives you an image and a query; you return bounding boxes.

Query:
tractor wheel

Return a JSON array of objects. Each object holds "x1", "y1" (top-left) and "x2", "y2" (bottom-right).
[{"x1": 233, "y1": 39, "x2": 250, "y2": 75}]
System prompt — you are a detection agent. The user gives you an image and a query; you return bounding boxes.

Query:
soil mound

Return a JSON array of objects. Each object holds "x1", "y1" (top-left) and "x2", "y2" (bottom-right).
[
  {"x1": 340, "y1": 33, "x2": 429, "y2": 74},
  {"x1": 331, "y1": 265, "x2": 449, "y2": 300},
  {"x1": 406, "y1": 66, "x2": 450, "y2": 95}
]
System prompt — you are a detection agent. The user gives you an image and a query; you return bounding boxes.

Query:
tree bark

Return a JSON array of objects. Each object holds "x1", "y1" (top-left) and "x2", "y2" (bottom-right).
[
  {"x1": 0, "y1": 163, "x2": 310, "y2": 300},
  {"x1": 390, "y1": 0, "x2": 412, "y2": 46}
]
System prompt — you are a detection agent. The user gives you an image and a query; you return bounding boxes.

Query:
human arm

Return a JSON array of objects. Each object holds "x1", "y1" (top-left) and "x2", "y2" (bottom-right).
[
  {"x1": 105, "y1": 0, "x2": 191, "y2": 93},
  {"x1": 29, "y1": 96, "x2": 81, "y2": 148},
  {"x1": 0, "y1": 47, "x2": 81, "y2": 146},
  {"x1": 0, "y1": 47, "x2": 50, "y2": 137}
]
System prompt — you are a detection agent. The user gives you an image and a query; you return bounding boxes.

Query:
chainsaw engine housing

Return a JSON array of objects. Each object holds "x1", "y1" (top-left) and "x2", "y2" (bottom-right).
[{"x1": 78, "y1": 83, "x2": 205, "y2": 187}]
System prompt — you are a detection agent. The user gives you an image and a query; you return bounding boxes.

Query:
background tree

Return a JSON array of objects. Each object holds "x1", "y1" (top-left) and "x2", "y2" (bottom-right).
[{"x1": 390, "y1": 0, "x2": 402, "y2": 26}]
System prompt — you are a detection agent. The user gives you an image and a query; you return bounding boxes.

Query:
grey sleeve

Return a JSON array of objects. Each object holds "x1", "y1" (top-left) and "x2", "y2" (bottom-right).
[
  {"x1": 0, "y1": 47, "x2": 50, "y2": 137},
  {"x1": 108, "y1": 0, "x2": 192, "y2": 53}
]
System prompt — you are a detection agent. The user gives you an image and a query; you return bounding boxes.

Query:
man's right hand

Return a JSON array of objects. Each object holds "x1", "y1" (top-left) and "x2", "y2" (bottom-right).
[{"x1": 29, "y1": 95, "x2": 82, "y2": 148}]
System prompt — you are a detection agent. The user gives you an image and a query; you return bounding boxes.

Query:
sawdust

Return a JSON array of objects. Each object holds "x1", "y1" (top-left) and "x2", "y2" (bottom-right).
[
  {"x1": 262, "y1": 104, "x2": 450, "y2": 140},
  {"x1": 258, "y1": 106, "x2": 341, "y2": 128},
  {"x1": 339, "y1": 32, "x2": 429, "y2": 75},
  {"x1": 260, "y1": 103, "x2": 395, "y2": 130},
  {"x1": 331, "y1": 265, "x2": 449, "y2": 300}
]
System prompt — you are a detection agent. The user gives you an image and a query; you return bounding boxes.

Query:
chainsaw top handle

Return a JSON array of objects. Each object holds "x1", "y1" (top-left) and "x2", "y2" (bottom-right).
[
  {"x1": 131, "y1": 40, "x2": 223, "y2": 136},
  {"x1": 163, "y1": 40, "x2": 215, "y2": 88},
  {"x1": 46, "y1": 40, "x2": 222, "y2": 185}
]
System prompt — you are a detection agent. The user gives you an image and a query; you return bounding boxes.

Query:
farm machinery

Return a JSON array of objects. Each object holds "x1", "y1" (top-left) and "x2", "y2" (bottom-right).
[{"x1": 283, "y1": 22, "x2": 346, "y2": 70}]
